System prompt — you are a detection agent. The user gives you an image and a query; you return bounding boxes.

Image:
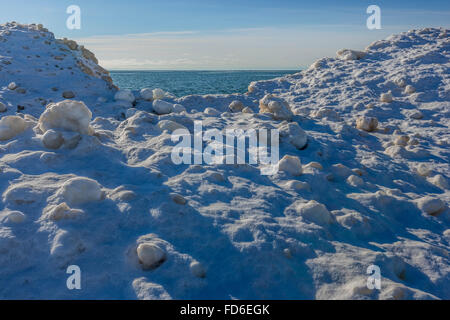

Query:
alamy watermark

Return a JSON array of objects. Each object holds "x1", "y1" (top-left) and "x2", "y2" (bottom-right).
[
  {"x1": 66, "y1": 5, "x2": 81, "y2": 30},
  {"x1": 366, "y1": 5, "x2": 381, "y2": 30},
  {"x1": 366, "y1": 265, "x2": 381, "y2": 290},
  {"x1": 171, "y1": 121, "x2": 280, "y2": 175},
  {"x1": 66, "y1": 265, "x2": 82, "y2": 290}
]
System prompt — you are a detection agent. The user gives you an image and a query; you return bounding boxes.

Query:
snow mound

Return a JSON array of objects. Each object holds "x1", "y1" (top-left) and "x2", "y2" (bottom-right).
[{"x1": 38, "y1": 100, "x2": 93, "y2": 135}]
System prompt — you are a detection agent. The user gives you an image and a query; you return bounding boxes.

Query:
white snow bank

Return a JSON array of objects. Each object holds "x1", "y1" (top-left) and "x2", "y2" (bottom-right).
[{"x1": 38, "y1": 100, "x2": 93, "y2": 135}]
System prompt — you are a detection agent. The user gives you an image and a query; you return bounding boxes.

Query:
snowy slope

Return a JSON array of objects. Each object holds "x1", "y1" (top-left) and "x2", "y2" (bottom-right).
[{"x1": 0, "y1": 22, "x2": 449, "y2": 300}]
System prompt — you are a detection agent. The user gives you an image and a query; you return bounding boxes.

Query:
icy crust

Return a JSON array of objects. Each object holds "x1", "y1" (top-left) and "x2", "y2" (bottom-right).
[{"x1": 0, "y1": 25, "x2": 449, "y2": 300}]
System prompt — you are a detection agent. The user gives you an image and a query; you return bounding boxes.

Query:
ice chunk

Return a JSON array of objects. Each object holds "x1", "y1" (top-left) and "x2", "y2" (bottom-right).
[
  {"x1": 296, "y1": 200, "x2": 334, "y2": 225},
  {"x1": 5, "y1": 211, "x2": 26, "y2": 223},
  {"x1": 279, "y1": 122, "x2": 308, "y2": 149},
  {"x1": 137, "y1": 243, "x2": 166, "y2": 269},
  {"x1": 152, "y1": 100, "x2": 173, "y2": 115},
  {"x1": 417, "y1": 196, "x2": 445, "y2": 216},
  {"x1": 336, "y1": 49, "x2": 366, "y2": 61},
  {"x1": 61, "y1": 177, "x2": 103, "y2": 206},
  {"x1": 380, "y1": 91, "x2": 393, "y2": 103},
  {"x1": 278, "y1": 155, "x2": 302, "y2": 176},
  {"x1": 190, "y1": 261, "x2": 206, "y2": 278},
  {"x1": 0, "y1": 102, "x2": 6, "y2": 112},
  {"x1": 259, "y1": 94, "x2": 293, "y2": 121},
  {"x1": 229, "y1": 100, "x2": 244, "y2": 113},
  {"x1": 356, "y1": 116, "x2": 378, "y2": 132},
  {"x1": 114, "y1": 89, "x2": 135, "y2": 103},
  {"x1": 157, "y1": 120, "x2": 187, "y2": 132},
  {"x1": 42, "y1": 129, "x2": 64, "y2": 149},
  {"x1": 140, "y1": 88, "x2": 153, "y2": 101},
  {"x1": 0, "y1": 116, "x2": 27, "y2": 140},
  {"x1": 152, "y1": 88, "x2": 166, "y2": 100},
  {"x1": 38, "y1": 100, "x2": 93, "y2": 135}
]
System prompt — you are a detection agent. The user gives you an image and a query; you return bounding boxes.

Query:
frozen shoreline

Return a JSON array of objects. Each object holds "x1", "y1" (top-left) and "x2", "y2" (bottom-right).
[{"x1": 0, "y1": 22, "x2": 449, "y2": 299}]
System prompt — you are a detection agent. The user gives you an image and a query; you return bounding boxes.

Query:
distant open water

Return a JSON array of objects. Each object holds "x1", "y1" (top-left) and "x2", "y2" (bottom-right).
[{"x1": 109, "y1": 70, "x2": 298, "y2": 97}]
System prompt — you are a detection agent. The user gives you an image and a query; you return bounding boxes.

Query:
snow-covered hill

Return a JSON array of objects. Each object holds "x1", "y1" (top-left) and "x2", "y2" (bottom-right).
[{"x1": 0, "y1": 22, "x2": 449, "y2": 299}]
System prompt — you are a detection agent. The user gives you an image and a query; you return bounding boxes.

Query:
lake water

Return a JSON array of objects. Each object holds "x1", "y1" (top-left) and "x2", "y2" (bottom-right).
[{"x1": 109, "y1": 70, "x2": 297, "y2": 97}]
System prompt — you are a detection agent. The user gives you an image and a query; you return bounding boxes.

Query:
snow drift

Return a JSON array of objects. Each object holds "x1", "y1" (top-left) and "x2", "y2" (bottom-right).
[{"x1": 0, "y1": 22, "x2": 449, "y2": 300}]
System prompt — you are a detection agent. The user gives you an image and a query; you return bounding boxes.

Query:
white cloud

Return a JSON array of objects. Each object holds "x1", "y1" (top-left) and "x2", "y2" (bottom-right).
[{"x1": 74, "y1": 27, "x2": 395, "y2": 70}]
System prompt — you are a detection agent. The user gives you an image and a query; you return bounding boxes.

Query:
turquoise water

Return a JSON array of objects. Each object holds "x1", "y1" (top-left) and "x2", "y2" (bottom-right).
[{"x1": 109, "y1": 70, "x2": 297, "y2": 97}]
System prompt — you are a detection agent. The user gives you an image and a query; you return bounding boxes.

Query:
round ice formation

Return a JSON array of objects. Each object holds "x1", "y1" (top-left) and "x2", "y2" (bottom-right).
[
  {"x1": 61, "y1": 177, "x2": 103, "y2": 206},
  {"x1": 7, "y1": 82, "x2": 17, "y2": 90},
  {"x1": 0, "y1": 102, "x2": 6, "y2": 112},
  {"x1": 0, "y1": 116, "x2": 27, "y2": 141},
  {"x1": 417, "y1": 196, "x2": 445, "y2": 216},
  {"x1": 38, "y1": 100, "x2": 93, "y2": 135},
  {"x1": 190, "y1": 261, "x2": 206, "y2": 278},
  {"x1": 152, "y1": 100, "x2": 173, "y2": 115},
  {"x1": 428, "y1": 174, "x2": 449, "y2": 190},
  {"x1": 347, "y1": 175, "x2": 364, "y2": 187},
  {"x1": 259, "y1": 94, "x2": 293, "y2": 121},
  {"x1": 6, "y1": 211, "x2": 26, "y2": 223},
  {"x1": 157, "y1": 120, "x2": 187, "y2": 132},
  {"x1": 356, "y1": 116, "x2": 378, "y2": 132},
  {"x1": 229, "y1": 100, "x2": 244, "y2": 113},
  {"x1": 380, "y1": 91, "x2": 393, "y2": 103},
  {"x1": 278, "y1": 155, "x2": 302, "y2": 176},
  {"x1": 204, "y1": 108, "x2": 220, "y2": 116},
  {"x1": 137, "y1": 243, "x2": 166, "y2": 269},
  {"x1": 140, "y1": 88, "x2": 153, "y2": 101},
  {"x1": 114, "y1": 89, "x2": 135, "y2": 103},
  {"x1": 42, "y1": 129, "x2": 64, "y2": 149},
  {"x1": 336, "y1": 49, "x2": 366, "y2": 61},
  {"x1": 279, "y1": 122, "x2": 308, "y2": 149},
  {"x1": 152, "y1": 88, "x2": 166, "y2": 100},
  {"x1": 173, "y1": 104, "x2": 186, "y2": 113},
  {"x1": 296, "y1": 200, "x2": 334, "y2": 225}
]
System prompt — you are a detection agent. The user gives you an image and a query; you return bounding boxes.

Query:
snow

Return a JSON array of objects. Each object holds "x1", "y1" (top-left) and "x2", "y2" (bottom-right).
[{"x1": 0, "y1": 22, "x2": 449, "y2": 300}]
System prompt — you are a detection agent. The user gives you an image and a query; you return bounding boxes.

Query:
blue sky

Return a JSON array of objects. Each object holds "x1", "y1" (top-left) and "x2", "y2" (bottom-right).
[{"x1": 1, "y1": 0, "x2": 449, "y2": 69}]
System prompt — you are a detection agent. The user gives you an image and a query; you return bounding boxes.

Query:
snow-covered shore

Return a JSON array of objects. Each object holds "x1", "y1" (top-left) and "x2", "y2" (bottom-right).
[{"x1": 0, "y1": 22, "x2": 449, "y2": 299}]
